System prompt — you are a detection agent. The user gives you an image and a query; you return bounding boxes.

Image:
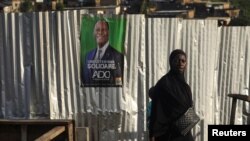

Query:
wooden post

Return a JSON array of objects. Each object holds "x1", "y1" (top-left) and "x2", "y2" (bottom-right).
[
  {"x1": 75, "y1": 127, "x2": 90, "y2": 141},
  {"x1": 230, "y1": 98, "x2": 237, "y2": 125},
  {"x1": 21, "y1": 125, "x2": 27, "y2": 141},
  {"x1": 67, "y1": 122, "x2": 74, "y2": 141}
]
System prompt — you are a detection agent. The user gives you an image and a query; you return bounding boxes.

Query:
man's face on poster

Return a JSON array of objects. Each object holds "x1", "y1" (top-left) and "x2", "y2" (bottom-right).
[{"x1": 94, "y1": 21, "x2": 109, "y2": 48}]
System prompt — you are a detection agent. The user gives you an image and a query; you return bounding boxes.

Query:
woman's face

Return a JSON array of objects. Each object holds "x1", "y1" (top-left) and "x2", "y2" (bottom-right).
[{"x1": 171, "y1": 54, "x2": 187, "y2": 73}]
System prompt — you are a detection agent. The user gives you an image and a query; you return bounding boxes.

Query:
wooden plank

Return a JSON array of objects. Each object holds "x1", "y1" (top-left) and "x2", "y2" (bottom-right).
[
  {"x1": 0, "y1": 119, "x2": 74, "y2": 125},
  {"x1": 228, "y1": 94, "x2": 250, "y2": 102},
  {"x1": 34, "y1": 126, "x2": 65, "y2": 141},
  {"x1": 0, "y1": 119, "x2": 74, "y2": 141}
]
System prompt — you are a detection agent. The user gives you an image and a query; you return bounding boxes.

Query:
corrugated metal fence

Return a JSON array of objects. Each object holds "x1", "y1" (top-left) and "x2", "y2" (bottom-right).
[{"x1": 0, "y1": 10, "x2": 250, "y2": 141}]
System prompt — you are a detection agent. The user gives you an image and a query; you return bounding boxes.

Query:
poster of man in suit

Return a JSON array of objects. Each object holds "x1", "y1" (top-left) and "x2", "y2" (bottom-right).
[{"x1": 80, "y1": 16, "x2": 126, "y2": 87}]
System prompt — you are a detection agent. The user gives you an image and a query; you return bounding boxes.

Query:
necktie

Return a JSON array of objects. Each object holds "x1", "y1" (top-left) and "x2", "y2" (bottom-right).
[{"x1": 98, "y1": 50, "x2": 102, "y2": 60}]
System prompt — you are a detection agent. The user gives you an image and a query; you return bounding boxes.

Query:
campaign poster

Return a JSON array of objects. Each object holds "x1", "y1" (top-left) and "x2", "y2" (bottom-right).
[{"x1": 80, "y1": 15, "x2": 126, "y2": 87}]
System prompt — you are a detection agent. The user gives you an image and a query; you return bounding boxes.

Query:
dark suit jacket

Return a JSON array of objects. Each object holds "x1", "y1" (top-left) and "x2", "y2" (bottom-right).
[{"x1": 82, "y1": 45, "x2": 123, "y2": 87}]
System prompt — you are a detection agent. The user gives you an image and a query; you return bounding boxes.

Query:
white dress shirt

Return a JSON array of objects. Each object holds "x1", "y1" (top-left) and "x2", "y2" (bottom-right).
[{"x1": 94, "y1": 41, "x2": 109, "y2": 60}]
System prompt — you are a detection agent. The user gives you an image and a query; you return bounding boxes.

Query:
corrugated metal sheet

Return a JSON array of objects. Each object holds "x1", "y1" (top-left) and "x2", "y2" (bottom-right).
[
  {"x1": 218, "y1": 27, "x2": 250, "y2": 124},
  {"x1": 146, "y1": 18, "x2": 220, "y2": 141},
  {"x1": 0, "y1": 11, "x2": 250, "y2": 141}
]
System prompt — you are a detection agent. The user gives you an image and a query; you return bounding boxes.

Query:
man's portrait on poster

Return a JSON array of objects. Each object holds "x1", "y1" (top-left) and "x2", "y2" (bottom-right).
[{"x1": 82, "y1": 19, "x2": 124, "y2": 87}]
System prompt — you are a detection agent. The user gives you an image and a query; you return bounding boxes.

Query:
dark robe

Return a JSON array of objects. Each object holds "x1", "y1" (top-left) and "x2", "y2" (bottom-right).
[{"x1": 149, "y1": 70, "x2": 194, "y2": 141}]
